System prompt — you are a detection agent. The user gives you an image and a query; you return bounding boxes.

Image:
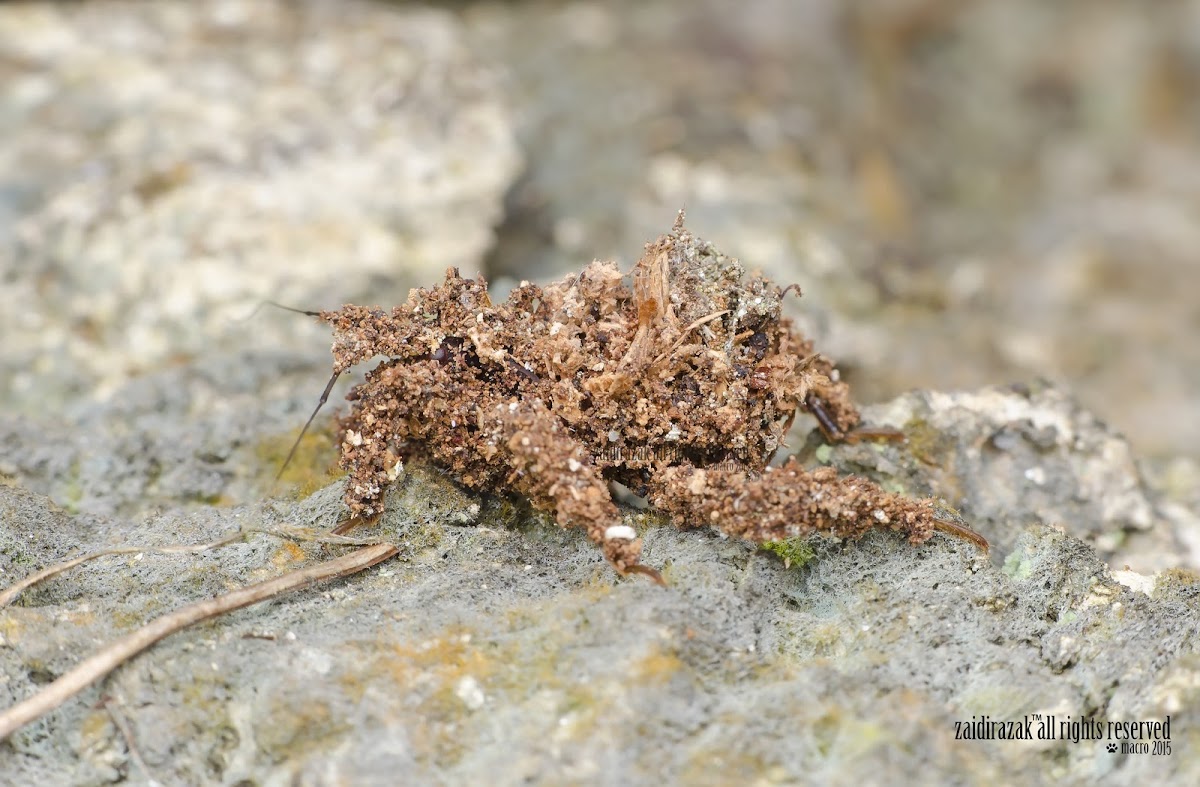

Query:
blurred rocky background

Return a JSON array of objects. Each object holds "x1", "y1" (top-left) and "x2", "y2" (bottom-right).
[
  {"x1": 457, "y1": 0, "x2": 1200, "y2": 471},
  {"x1": 3, "y1": 0, "x2": 1199, "y2": 463},
  {"x1": 1, "y1": 1, "x2": 1198, "y2": 784}
]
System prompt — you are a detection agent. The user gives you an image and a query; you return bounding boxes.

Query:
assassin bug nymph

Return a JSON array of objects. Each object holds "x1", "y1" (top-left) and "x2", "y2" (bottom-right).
[{"x1": 282, "y1": 213, "x2": 988, "y2": 584}]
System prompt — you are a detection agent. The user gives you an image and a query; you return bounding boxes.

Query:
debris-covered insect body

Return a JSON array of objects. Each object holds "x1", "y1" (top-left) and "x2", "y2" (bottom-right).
[{"x1": 316, "y1": 214, "x2": 986, "y2": 581}]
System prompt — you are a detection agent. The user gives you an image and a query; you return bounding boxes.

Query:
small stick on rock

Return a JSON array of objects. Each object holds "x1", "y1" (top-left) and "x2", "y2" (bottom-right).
[
  {"x1": 0, "y1": 524, "x2": 389, "y2": 609},
  {"x1": 0, "y1": 543, "x2": 398, "y2": 742},
  {"x1": 0, "y1": 532, "x2": 248, "y2": 608},
  {"x1": 100, "y1": 693, "x2": 158, "y2": 786}
]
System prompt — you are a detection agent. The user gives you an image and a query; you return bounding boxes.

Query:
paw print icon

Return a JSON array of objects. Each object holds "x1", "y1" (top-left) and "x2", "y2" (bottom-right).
[{"x1": 1106, "y1": 743, "x2": 1118, "y2": 753}]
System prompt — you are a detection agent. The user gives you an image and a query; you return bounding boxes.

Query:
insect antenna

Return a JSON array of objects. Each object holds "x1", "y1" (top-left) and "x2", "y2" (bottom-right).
[
  {"x1": 276, "y1": 370, "x2": 340, "y2": 482},
  {"x1": 236, "y1": 300, "x2": 322, "y2": 323}
]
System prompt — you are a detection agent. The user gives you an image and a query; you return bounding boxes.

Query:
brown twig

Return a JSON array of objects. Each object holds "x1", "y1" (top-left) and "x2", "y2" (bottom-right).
[
  {"x1": 0, "y1": 542, "x2": 398, "y2": 741},
  {"x1": 0, "y1": 532, "x2": 247, "y2": 609},
  {"x1": 0, "y1": 525, "x2": 387, "y2": 609},
  {"x1": 100, "y1": 693, "x2": 156, "y2": 785}
]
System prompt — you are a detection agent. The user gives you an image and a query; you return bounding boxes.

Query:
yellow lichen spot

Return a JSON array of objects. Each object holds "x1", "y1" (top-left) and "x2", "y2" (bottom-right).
[
  {"x1": 1158, "y1": 567, "x2": 1200, "y2": 586},
  {"x1": 633, "y1": 648, "x2": 685, "y2": 684},
  {"x1": 255, "y1": 420, "x2": 345, "y2": 498},
  {"x1": 339, "y1": 626, "x2": 496, "y2": 765},
  {"x1": 270, "y1": 540, "x2": 308, "y2": 570},
  {"x1": 78, "y1": 709, "x2": 113, "y2": 747},
  {"x1": 59, "y1": 606, "x2": 97, "y2": 628},
  {"x1": 902, "y1": 417, "x2": 954, "y2": 468},
  {"x1": 255, "y1": 695, "x2": 347, "y2": 760},
  {"x1": 0, "y1": 616, "x2": 24, "y2": 640},
  {"x1": 806, "y1": 621, "x2": 849, "y2": 657}
]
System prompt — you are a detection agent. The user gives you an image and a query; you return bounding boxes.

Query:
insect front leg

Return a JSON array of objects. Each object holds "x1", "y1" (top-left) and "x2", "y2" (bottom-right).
[
  {"x1": 799, "y1": 355, "x2": 904, "y2": 444},
  {"x1": 332, "y1": 359, "x2": 432, "y2": 523},
  {"x1": 805, "y1": 392, "x2": 905, "y2": 444},
  {"x1": 488, "y1": 400, "x2": 664, "y2": 584}
]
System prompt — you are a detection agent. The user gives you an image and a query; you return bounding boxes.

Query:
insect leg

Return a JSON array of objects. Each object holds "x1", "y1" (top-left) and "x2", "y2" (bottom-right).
[
  {"x1": 648, "y1": 458, "x2": 988, "y2": 552},
  {"x1": 276, "y1": 370, "x2": 340, "y2": 482},
  {"x1": 492, "y1": 400, "x2": 665, "y2": 584}
]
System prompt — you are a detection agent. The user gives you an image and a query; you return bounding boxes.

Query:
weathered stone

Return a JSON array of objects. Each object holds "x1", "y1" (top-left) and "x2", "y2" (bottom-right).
[
  {"x1": 2, "y1": 3, "x2": 1197, "y2": 783},
  {"x1": 808, "y1": 383, "x2": 1184, "y2": 572},
  {"x1": 0, "y1": 0, "x2": 519, "y2": 412},
  {"x1": 2, "y1": 389, "x2": 1196, "y2": 783}
]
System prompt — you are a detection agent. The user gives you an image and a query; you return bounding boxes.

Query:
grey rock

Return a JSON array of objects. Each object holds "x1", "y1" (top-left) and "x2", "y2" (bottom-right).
[
  {"x1": 0, "y1": 0, "x2": 520, "y2": 414},
  {"x1": 805, "y1": 382, "x2": 1187, "y2": 572},
  {"x1": 461, "y1": 0, "x2": 1200, "y2": 462},
  {"x1": 1, "y1": 3, "x2": 1197, "y2": 783},
  {"x1": 0, "y1": 350, "x2": 353, "y2": 519},
  {"x1": 2, "y1": 387, "x2": 1197, "y2": 784}
]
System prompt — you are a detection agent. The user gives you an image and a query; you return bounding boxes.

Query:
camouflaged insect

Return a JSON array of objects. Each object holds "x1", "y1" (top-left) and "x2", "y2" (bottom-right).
[{"x1": 302, "y1": 213, "x2": 986, "y2": 583}]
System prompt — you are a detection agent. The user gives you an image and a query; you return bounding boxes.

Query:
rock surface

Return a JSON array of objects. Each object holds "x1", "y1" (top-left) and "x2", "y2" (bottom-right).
[
  {"x1": 2, "y1": 379, "x2": 1198, "y2": 784},
  {"x1": 0, "y1": 0, "x2": 519, "y2": 411},
  {"x1": 812, "y1": 383, "x2": 1192, "y2": 572},
  {"x1": 1, "y1": 1, "x2": 1197, "y2": 785},
  {"x1": 462, "y1": 0, "x2": 1200, "y2": 462}
]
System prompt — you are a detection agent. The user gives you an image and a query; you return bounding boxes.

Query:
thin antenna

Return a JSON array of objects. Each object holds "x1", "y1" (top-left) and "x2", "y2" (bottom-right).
[
  {"x1": 237, "y1": 300, "x2": 322, "y2": 323},
  {"x1": 276, "y1": 370, "x2": 340, "y2": 482}
]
